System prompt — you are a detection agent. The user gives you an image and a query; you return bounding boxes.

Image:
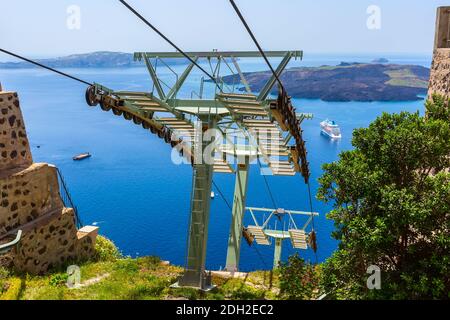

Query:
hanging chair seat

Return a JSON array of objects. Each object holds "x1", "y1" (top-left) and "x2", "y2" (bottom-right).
[
  {"x1": 247, "y1": 226, "x2": 270, "y2": 246},
  {"x1": 289, "y1": 229, "x2": 308, "y2": 249}
]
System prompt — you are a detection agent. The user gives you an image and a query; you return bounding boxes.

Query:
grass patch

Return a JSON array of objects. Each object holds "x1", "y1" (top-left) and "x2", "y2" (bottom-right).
[
  {"x1": 0, "y1": 237, "x2": 284, "y2": 300},
  {"x1": 385, "y1": 69, "x2": 428, "y2": 88},
  {"x1": 17, "y1": 257, "x2": 182, "y2": 300}
]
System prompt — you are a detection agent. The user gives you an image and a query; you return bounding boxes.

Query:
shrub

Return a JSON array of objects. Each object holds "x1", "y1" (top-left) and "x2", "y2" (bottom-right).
[
  {"x1": 49, "y1": 273, "x2": 69, "y2": 287},
  {"x1": 0, "y1": 267, "x2": 9, "y2": 280},
  {"x1": 278, "y1": 254, "x2": 319, "y2": 300},
  {"x1": 0, "y1": 277, "x2": 22, "y2": 300},
  {"x1": 94, "y1": 236, "x2": 121, "y2": 262},
  {"x1": 426, "y1": 94, "x2": 450, "y2": 122},
  {"x1": 220, "y1": 278, "x2": 266, "y2": 300},
  {"x1": 318, "y1": 110, "x2": 450, "y2": 299}
]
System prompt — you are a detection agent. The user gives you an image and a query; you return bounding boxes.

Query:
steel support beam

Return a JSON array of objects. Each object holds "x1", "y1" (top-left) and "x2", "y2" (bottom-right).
[
  {"x1": 231, "y1": 57, "x2": 252, "y2": 93},
  {"x1": 166, "y1": 57, "x2": 199, "y2": 100},
  {"x1": 273, "y1": 238, "x2": 283, "y2": 269},
  {"x1": 177, "y1": 116, "x2": 217, "y2": 291},
  {"x1": 135, "y1": 51, "x2": 302, "y2": 59},
  {"x1": 144, "y1": 57, "x2": 166, "y2": 100},
  {"x1": 257, "y1": 52, "x2": 293, "y2": 101},
  {"x1": 225, "y1": 157, "x2": 250, "y2": 272}
]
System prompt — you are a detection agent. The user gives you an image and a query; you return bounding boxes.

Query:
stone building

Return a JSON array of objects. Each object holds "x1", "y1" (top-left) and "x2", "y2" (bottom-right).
[
  {"x1": 428, "y1": 6, "x2": 450, "y2": 99},
  {"x1": 0, "y1": 84, "x2": 99, "y2": 274}
]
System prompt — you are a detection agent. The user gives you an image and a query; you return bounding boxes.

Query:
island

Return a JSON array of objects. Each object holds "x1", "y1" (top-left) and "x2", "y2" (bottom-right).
[
  {"x1": 0, "y1": 51, "x2": 188, "y2": 69},
  {"x1": 372, "y1": 58, "x2": 390, "y2": 63},
  {"x1": 220, "y1": 62, "x2": 430, "y2": 102}
]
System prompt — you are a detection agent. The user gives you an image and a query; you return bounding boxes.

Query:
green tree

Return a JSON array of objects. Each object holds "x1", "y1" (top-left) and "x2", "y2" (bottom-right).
[
  {"x1": 318, "y1": 105, "x2": 450, "y2": 299},
  {"x1": 426, "y1": 94, "x2": 450, "y2": 122},
  {"x1": 278, "y1": 254, "x2": 319, "y2": 300}
]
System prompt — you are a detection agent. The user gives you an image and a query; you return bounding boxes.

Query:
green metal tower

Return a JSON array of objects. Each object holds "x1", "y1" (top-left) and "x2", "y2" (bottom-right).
[{"x1": 84, "y1": 50, "x2": 311, "y2": 290}]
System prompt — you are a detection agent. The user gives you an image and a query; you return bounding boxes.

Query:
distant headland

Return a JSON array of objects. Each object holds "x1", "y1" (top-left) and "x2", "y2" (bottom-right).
[
  {"x1": 0, "y1": 51, "x2": 188, "y2": 69},
  {"x1": 220, "y1": 62, "x2": 430, "y2": 102}
]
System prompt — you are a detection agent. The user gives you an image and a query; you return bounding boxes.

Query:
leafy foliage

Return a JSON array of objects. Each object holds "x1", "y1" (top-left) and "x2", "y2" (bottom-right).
[
  {"x1": 426, "y1": 94, "x2": 450, "y2": 122},
  {"x1": 318, "y1": 100, "x2": 450, "y2": 299},
  {"x1": 0, "y1": 267, "x2": 10, "y2": 296},
  {"x1": 94, "y1": 236, "x2": 122, "y2": 262},
  {"x1": 278, "y1": 254, "x2": 319, "y2": 300},
  {"x1": 0, "y1": 277, "x2": 22, "y2": 300},
  {"x1": 49, "y1": 273, "x2": 69, "y2": 287}
]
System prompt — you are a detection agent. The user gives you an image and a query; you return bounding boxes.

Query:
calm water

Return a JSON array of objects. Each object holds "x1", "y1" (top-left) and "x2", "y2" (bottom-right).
[{"x1": 0, "y1": 54, "x2": 428, "y2": 271}]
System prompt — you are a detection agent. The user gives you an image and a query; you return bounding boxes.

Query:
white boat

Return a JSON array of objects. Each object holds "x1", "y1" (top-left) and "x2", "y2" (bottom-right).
[
  {"x1": 320, "y1": 119, "x2": 342, "y2": 139},
  {"x1": 211, "y1": 191, "x2": 215, "y2": 199}
]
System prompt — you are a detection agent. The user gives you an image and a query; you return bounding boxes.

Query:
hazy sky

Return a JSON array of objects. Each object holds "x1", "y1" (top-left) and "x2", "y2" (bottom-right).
[{"x1": 0, "y1": 0, "x2": 448, "y2": 59}]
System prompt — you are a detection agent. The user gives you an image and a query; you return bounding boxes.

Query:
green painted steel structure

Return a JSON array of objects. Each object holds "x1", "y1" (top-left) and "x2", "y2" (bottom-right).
[
  {"x1": 85, "y1": 50, "x2": 313, "y2": 290},
  {"x1": 245, "y1": 207, "x2": 319, "y2": 270},
  {"x1": 177, "y1": 116, "x2": 217, "y2": 290},
  {"x1": 273, "y1": 238, "x2": 283, "y2": 269},
  {"x1": 225, "y1": 157, "x2": 250, "y2": 272}
]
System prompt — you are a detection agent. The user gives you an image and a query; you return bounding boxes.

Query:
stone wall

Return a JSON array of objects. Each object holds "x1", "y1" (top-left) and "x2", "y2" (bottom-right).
[
  {"x1": 0, "y1": 87, "x2": 99, "y2": 274},
  {"x1": 14, "y1": 208, "x2": 96, "y2": 274},
  {"x1": 1, "y1": 164, "x2": 63, "y2": 233},
  {"x1": 0, "y1": 91, "x2": 32, "y2": 171},
  {"x1": 428, "y1": 7, "x2": 450, "y2": 99},
  {"x1": 428, "y1": 49, "x2": 450, "y2": 99}
]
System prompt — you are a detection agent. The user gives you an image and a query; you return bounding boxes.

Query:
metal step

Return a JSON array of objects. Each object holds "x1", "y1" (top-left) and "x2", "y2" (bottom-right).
[
  {"x1": 121, "y1": 96, "x2": 153, "y2": 102},
  {"x1": 218, "y1": 93, "x2": 257, "y2": 100},
  {"x1": 247, "y1": 226, "x2": 270, "y2": 245},
  {"x1": 289, "y1": 229, "x2": 308, "y2": 249},
  {"x1": 233, "y1": 110, "x2": 267, "y2": 116},
  {"x1": 213, "y1": 159, "x2": 234, "y2": 174},
  {"x1": 133, "y1": 101, "x2": 162, "y2": 107}
]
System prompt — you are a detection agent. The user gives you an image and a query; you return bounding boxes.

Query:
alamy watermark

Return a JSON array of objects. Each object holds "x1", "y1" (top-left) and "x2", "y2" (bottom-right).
[
  {"x1": 167, "y1": 123, "x2": 286, "y2": 176},
  {"x1": 66, "y1": 265, "x2": 81, "y2": 289},
  {"x1": 67, "y1": 5, "x2": 81, "y2": 30},
  {"x1": 367, "y1": 265, "x2": 381, "y2": 290},
  {"x1": 367, "y1": 5, "x2": 381, "y2": 30}
]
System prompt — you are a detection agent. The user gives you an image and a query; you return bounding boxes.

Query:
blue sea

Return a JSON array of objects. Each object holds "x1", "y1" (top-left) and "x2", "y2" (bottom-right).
[{"x1": 0, "y1": 53, "x2": 429, "y2": 271}]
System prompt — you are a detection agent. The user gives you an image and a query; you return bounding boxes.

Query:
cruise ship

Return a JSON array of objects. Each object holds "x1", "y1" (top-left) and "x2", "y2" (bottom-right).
[{"x1": 320, "y1": 119, "x2": 342, "y2": 139}]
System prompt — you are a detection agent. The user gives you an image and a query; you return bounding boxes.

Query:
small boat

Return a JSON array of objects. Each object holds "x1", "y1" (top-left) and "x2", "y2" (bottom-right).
[
  {"x1": 320, "y1": 119, "x2": 342, "y2": 139},
  {"x1": 211, "y1": 191, "x2": 215, "y2": 199},
  {"x1": 73, "y1": 153, "x2": 91, "y2": 161}
]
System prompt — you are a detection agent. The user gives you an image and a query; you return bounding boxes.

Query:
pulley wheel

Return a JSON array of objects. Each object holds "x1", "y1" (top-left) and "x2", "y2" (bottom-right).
[
  {"x1": 158, "y1": 128, "x2": 165, "y2": 139},
  {"x1": 112, "y1": 108, "x2": 123, "y2": 116},
  {"x1": 133, "y1": 115, "x2": 143, "y2": 125},
  {"x1": 85, "y1": 86, "x2": 98, "y2": 107},
  {"x1": 164, "y1": 130, "x2": 172, "y2": 143},
  {"x1": 123, "y1": 112, "x2": 133, "y2": 121},
  {"x1": 100, "y1": 97, "x2": 112, "y2": 112}
]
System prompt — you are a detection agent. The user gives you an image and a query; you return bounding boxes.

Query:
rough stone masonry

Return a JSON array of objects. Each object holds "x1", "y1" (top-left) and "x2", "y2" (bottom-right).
[
  {"x1": 0, "y1": 84, "x2": 99, "y2": 274},
  {"x1": 428, "y1": 6, "x2": 450, "y2": 99}
]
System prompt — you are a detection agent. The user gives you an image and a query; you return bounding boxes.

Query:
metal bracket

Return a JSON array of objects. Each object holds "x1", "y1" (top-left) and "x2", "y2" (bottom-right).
[{"x1": 0, "y1": 230, "x2": 22, "y2": 255}]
